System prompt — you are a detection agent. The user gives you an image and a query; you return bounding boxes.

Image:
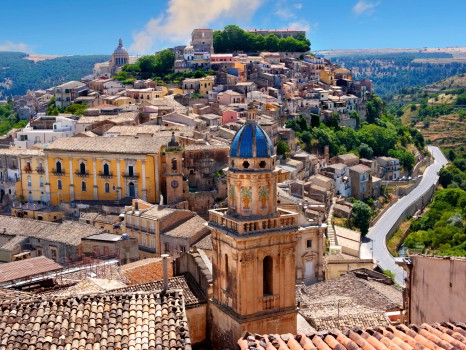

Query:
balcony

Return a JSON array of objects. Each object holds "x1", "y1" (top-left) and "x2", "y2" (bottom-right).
[
  {"x1": 23, "y1": 167, "x2": 32, "y2": 174},
  {"x1": 123, "y1": 173, "x2": 139, "y2": 179},
  {"x1": 75, "y1": 171, "x2": 90, "y2": 178},
  {"x1": 36, "y1": 167, "x2": 45, "y2": 174},
  {"x1": 209, "y1": 207, "x2": 299, "y2": 235},
  {"x1": 99, "y1": 172, "x2": 114, "y2": 179},
  {"x1": 52, "y1": 169, "x2": 65, "y2": 176}
]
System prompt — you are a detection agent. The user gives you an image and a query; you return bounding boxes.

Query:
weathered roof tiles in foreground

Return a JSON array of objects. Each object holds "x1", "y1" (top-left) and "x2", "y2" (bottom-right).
[
  {"x1": 0, "y1": 290, "x2": 192, "y2": 350},
  {"x1": 238, "y1": 322, "x2": 466, "y2": 350}
]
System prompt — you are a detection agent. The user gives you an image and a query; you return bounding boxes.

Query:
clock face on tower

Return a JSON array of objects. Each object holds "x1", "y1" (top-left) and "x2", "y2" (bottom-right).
[{"x1": 171, "y1": 180, "x2": 179, "y2": 188}]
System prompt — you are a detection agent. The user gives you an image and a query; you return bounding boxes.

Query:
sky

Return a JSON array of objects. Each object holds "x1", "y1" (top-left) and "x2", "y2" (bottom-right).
[{"x1": 0, "y1": 0, "x2": 465, "y2": 55}]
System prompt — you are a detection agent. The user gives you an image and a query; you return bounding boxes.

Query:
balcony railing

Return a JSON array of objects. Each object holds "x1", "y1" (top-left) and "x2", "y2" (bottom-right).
[
  {"x1": 258, "y1": 295, "x2": 279, "y2": 310},
  {"x1": 36, "y1": 167, "x2": 45, "y2": 174},
  {"x1": 99, "y1": 172, "x2": 114, "y2": 179},
  {"x1": 123, "y1": 173, "x2": 139, "y2": 179},
  {"x1": 52, "y1": 169, "x2": 65, "y2": 176},
  {"x1": 75, "y1": 171, "x2": 90, "y2": 178},
  {"x1": 23, "y1": 167, "x2": 32, "y2": 174},
  {"x1": 209, "y1": 207, "x2": 299, "y2": 235}
]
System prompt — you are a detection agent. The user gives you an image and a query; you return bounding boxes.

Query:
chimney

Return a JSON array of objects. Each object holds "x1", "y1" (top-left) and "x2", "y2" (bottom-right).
[{"x1": 162, "y1": 254, "x2": 169, "y2": 292}]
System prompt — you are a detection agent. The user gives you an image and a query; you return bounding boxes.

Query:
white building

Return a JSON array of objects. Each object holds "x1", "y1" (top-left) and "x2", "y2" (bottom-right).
[
  {"x1": 13, "y1": 116, "x2": 77, "y2": 149},
  {"x1": 54, "y1": 81, "x2": 88, "y2": 108}
]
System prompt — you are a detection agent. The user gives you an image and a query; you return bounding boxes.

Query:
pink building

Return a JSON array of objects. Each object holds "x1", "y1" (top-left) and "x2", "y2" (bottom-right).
[
  {"x1": 210, "y1": 54, "x2": 233, "y2": 63},
  {"x1": 222, "y1": 109, "x2": 239, "y2": 125},
  {"x1": 217, "y1": 90, "x2": 245, "y2": 106}
]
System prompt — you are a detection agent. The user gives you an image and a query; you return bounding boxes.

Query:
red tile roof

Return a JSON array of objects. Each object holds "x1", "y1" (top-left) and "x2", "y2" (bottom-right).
[
  {"x1": 0, "y1": 256, "x2": 62, "y2": 284},
  {"x1": 238, "y1": 322, "x2": 466, "y2": 350}
]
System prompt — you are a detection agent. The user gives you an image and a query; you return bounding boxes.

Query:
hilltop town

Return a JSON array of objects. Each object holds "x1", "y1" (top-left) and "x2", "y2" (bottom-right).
[{"x1": 0, "y1": 27, "x2": 464, "y2": 350}]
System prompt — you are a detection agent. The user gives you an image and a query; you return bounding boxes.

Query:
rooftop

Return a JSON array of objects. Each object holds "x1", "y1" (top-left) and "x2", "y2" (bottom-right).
[
  {"x1": 0, "y1": 256, "x2": 63, "y2": 284},
  {"x1": 163, "y1": 215, "x2": 209, "y2": 239},
  {"x1": 45, "y1": 135, "x2": 171, "y2": 154},
  {"x1": 0, "y1": 216, "x2": 101, "y2": 246},
  {"x1": 114, "y1": 274, "x2": 206, "y2": 308},
  {"x1": 0, "y1": 290, "x2": 192, "y2": 350},
  {"x1": 350, "y1": 164, "x2": 371, "y2": 173},
  {"x1": 238, "y1": 323, "x2": 466, "y2": 350}
]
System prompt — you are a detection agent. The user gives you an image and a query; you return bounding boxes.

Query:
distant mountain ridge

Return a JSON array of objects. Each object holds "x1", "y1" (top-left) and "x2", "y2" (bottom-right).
[
  {"x1": 0, "y1": 52, "x2": 109, "y2": 98},
  {"x1": 315, "y1": 47, "x2": 466, "y2": 98}
]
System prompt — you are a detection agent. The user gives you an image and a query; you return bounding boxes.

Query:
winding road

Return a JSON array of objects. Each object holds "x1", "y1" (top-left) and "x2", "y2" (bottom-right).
[{"x1": 359, "y1": 146, "x2": 448, "y2": 286}]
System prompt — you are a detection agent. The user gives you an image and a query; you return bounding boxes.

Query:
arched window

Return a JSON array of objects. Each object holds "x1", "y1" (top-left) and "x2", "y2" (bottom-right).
[
  {"x1": 57, "y1": 179, "x2": 62, "y2": 190},
  {"x1": 103, "y1": 163, "x2": 110, "y2": 176},
  {"x1": 81, "y1": 181, "x2": 87, "y2": 192},
  {"x1": 27, "y1": 176, "x2": 32, "y2": 187},
  {"x1": 105, "y1": 182, "x2": 110, "y2": 193},
  {"x1": 39, "y1": 177, "x2": 44, "y2": 188},
  {"x1": 56, "y1": 161, "x2": 62, "y2": 173},
  {"x1": 80, "y1": 162, "x2": 86, "y2": 175},
  {"x1": 263, "y1": 256, "x2": 273, "y2": 296},
  {"x1": 172, "y1": 158, "x2": 177, "y2": 172}
]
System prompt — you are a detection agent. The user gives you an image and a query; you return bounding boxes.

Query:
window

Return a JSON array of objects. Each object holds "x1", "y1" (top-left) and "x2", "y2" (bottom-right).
[
  {"x1": 180, "y1": 246, "x2": 186, "y2": 253},
  {"x1": 40, "y1": 177, "x2": 44, "y2": 188},
  {"x1": 57, "y1": 179, "x2": 62, "y2": 190},
  {"x1": 80, "y1": 162, "x2": 86, "y2": 174},
  {"x1": 105, "y1": 182, "x2": 110, "y2": 193},
  {"x1": 263, "y1": 256, "x2": 273, "y2": 296},
  {"x1": 56, "y1": 161, "x2": 62, "y2": 173},
  {"x1": 50, "y1": 247, "x2": 58, "y2": 261},
  {"x1": 36, "y1": 248, "x2": 43, "y2": 257},
  {"x1": 171, "y1": 158, "x2": 177, "y2": 172},
  {"x1": 128, "y1": 165, "x2": 134, "y2": 177},
  {"x1": 27, "y1": 176, "x2": 32, "y2": 187},
  {"x1": 306, "y1": 240, "x2": 312, "y2": 248},
  {"x1": 81, "y1": 181, "x2": 87, "y2": 191},
  {"x1": 103, "y1": 163, "x2": 110, "y2": 176},
  {"x1": 164, "y1": 242, "x2": 170, "y2": 253}
]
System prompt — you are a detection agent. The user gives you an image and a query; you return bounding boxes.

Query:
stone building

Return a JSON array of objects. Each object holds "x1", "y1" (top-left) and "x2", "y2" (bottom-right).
[
  {"x1": 208, "y1": 107, "x2": 299, "y2": 348},
  {"x1": 191, "y1": 28, "x2": 214, "y2": 54},
  {"x1": 110, "y1": 38, "x2": 129, "y2": 75}
]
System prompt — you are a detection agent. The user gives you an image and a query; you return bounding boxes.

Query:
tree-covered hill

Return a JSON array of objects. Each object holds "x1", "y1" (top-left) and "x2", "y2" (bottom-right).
[
  {"x1": 329, "y1": 52, "x2": 466, "y2": 99},
  {"x1": 0, "y1": 52, "x2": 109, "y2": 97}
]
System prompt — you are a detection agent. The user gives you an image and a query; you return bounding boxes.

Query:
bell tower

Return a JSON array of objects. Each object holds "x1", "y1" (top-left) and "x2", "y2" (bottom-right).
[
  {"x1": 165, "y1": 132, "x2": 184, "y2": 204},
  {"x1": 208, "y1": 118, "x2": 298, "y2": 349}
]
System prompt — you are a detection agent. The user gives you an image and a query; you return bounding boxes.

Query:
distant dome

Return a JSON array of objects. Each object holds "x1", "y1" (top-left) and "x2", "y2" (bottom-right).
[
  {"x1": 114, "y1": 38, "x2": 128, "y2": 55},
  {"x1": 230, "y1": 121, "x2": 274, "y2": 158}
]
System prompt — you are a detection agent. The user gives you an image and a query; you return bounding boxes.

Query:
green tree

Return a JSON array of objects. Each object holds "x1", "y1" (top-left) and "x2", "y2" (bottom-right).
[
  {"x1": 351, "y1": 201, "x2": 372, "y2": 236},
  {"x1": 366, "y1": 94, "x2": 384, "y2": 123},
  {"x1": 277, "y1": 141, "x2": 290, "y2": 158},
  {"x1": 265, "y1": 34, "x2": 280, "y2": 52},
  {"x1": 64, "y1": 103, "x2": 87, "y2": 116},
  {"x1": 357, "y1": 143, "x2": 374, "y2": 159},
  {"x1": 357, "y1": 124, "x2": 398, "y2": 156}
]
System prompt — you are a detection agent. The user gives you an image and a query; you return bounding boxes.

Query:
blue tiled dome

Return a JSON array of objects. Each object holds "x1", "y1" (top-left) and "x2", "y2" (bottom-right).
[{"x1": 230, "y1": 122, "x2": 274, "y2": 158}]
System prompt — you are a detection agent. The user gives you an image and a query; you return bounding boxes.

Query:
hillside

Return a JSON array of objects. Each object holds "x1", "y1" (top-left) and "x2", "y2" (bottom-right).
[
  {"x1": 0, "y1": 52, "x2": 109, "y2": 97},
  {"x1": 388, "y1": 74, "x2": 466, "y2": 152},
  {"x1": 388, "y1": 74, "x2": 466, "y2": 256},
  {"x1": 321, "y1": 51, "x2": 466, "y2": 98}
]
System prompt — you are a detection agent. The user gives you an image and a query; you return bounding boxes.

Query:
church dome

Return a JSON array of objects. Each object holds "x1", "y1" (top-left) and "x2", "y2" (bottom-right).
[
  {"x1": 230, "y1": 121, "x2": 274, "y2": 158},
  {"x1": 114, "y1": 38, "x2": 128, "y2": 55}
]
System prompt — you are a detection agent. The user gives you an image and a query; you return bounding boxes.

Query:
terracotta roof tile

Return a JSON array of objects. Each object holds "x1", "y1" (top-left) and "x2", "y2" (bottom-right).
[
  {"x1": 238, "y1": 323, "x2": 466, "y2": 350},
  {"x1": 113, "y1": 274, "x2": 206, "y2": 308},
  {"x1": 0, "y1": 290, "x2": 192, "y2": 349}
]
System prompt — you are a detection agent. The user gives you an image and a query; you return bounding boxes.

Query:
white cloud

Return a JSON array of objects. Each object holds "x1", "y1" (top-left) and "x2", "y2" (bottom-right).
[
  {"x1": 294, "y1": 3, "x2": 303, "y2": 10},
  {"x1": 352, "y1": 0, "x2": 380, "y2": 16},
  {"x1": 129, "y1": 0, "x2": 264, "y2": 54},
  {"x1": 275, "y1": 8, "x2": 295, "y2": 19},
  {"x1": 0, "y1": 40, "x2": 33, "y2": 53},
  {"x1": 287, "y1": 20, "x2": 313, "y2": 33}
]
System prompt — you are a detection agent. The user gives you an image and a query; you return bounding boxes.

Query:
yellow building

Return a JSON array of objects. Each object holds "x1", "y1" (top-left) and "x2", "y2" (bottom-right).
[
  {"x1": 16, "y1": 149, "x2": 47, "y2": 203},
  {"x1": 41, "y1": 135, "x2": 171, "y2": 205},
  {"x1": 198, "y1": 76, "x2": 214, "y2": 97}
]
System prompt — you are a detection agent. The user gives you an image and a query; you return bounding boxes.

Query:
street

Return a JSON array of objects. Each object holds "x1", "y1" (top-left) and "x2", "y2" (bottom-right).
[{"x1": 359, "y1": 146, "x2": 448, "y2": 286}]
